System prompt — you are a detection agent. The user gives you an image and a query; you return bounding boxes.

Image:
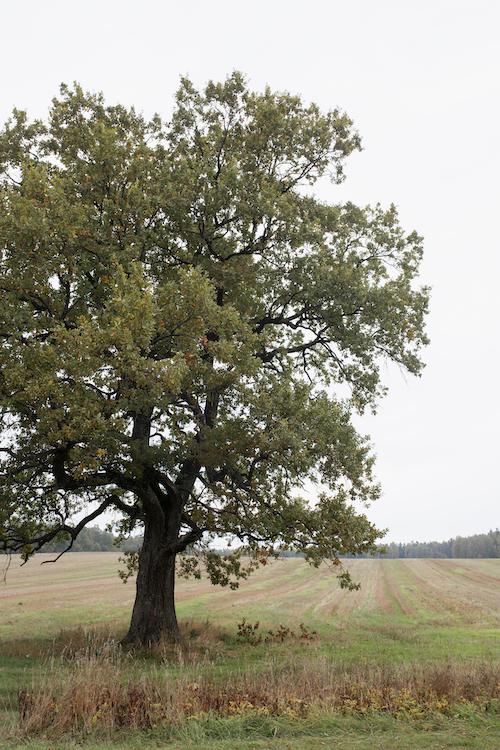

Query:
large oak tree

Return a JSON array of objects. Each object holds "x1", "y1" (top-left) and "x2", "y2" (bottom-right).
[{"x1": 0, "y1": 74, "x2": 428, "y2": 644}]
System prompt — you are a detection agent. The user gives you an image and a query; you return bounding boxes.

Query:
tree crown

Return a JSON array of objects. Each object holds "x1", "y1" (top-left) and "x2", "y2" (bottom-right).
[{"x1": 0, "y1": 74, "x2": 428, "y2": 588}]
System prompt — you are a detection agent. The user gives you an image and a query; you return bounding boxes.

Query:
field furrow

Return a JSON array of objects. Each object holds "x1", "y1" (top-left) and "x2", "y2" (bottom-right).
[{"x1": 2, "y1": 554, "x2": 499, "y2": 640}]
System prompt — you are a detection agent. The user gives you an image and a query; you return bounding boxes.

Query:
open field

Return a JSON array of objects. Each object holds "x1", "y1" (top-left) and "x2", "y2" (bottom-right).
[
  {"x1": 1, "y1": 554, "x2": 499, "y2": 748},
  {"x1": 2, "y1": 554, "x2": 499, "y2": 636}
]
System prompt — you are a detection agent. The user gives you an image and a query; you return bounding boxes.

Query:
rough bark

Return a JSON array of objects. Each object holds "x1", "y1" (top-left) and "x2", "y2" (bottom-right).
[{"x1": 122, "y1": 512, "x2": 180, "y2": 645}]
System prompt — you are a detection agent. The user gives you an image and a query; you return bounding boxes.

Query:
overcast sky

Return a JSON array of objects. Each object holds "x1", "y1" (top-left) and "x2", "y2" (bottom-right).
[{"x1": 2, "y1": 0, "x2": 498, "y2": 542}]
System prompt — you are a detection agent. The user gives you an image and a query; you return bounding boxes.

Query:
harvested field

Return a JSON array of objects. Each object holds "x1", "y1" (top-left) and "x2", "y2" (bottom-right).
[{"x1": 1, "y1": 555, "x2": 498, "y2": 640}]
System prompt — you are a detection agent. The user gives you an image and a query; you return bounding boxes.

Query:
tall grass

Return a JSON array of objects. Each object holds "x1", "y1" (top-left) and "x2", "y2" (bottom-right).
[{"x1": 12, "y1": 635, "x2": 499, "y2": 738}]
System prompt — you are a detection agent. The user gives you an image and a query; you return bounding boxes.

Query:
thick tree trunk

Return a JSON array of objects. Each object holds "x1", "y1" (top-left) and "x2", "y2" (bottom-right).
[{"x1": 123, "y1": 513, "x2": 180, "y2": 646}]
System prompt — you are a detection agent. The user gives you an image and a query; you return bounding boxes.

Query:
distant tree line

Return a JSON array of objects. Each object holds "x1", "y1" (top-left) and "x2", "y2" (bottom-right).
[
  {"x1": 34, "y1": 527, "x2": 500, "y2": 559},
  {"x1": 376, "y1": 530, "x2": 499, "y2": 559},
  {"x1": 33, "y1": 526, "x2": 141, "y2": 553}
]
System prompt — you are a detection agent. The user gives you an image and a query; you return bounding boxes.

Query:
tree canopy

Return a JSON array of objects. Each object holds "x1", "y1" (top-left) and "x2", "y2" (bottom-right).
[{"x1": 0, "y1": 73, "x2": 429, "y2": 642}]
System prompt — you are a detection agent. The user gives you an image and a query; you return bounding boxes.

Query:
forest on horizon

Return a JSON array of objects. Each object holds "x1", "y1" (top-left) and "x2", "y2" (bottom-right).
[{"x1": 32, "y1": 527, "x2": 500, "y2": 559}]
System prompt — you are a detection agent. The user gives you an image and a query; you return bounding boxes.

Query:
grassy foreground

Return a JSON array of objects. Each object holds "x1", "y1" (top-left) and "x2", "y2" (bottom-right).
[
  {"x1": 0, "y1": 554, "x2": 499, "y2": 748},
  {"x1": 6, "y1": 714, "x2": 500, "y2": 750}
]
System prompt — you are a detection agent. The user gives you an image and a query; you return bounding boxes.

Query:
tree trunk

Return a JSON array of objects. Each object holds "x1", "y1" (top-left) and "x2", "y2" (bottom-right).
[{"x1": 122, "y1": 513, "x2": 180, "y2": 646}]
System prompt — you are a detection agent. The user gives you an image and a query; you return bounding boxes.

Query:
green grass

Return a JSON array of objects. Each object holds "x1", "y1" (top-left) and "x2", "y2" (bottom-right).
[{"x1": 4, "y1": 714, "x2": 500, "y2": 750}]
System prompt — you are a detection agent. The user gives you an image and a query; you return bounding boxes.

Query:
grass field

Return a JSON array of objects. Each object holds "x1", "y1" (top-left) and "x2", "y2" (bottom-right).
[{"x1": 1, "y1": 553, "x2": 499, "y2": 749}]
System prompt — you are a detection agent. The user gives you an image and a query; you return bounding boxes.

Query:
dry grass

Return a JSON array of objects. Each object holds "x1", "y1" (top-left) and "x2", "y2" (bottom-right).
[
  {"x1": 1, "y1": 618, "x2": 227, "y2": 663},
  {"x1": 12, "y1": 641, "x2": 499, "y2": 738}
]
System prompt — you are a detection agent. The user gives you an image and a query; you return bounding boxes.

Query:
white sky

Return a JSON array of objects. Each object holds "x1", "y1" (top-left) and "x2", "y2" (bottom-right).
[{"x1": 2, "y1": 0, "x2": 499, "y2": 542}]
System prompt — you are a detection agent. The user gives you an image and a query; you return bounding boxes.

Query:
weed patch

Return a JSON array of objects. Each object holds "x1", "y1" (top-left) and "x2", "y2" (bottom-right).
[
  {"x1": 236, "y1": 619, "x2": 318, "y2": 645},
  {"x1": 12, "y1": 644, "x2": 499, "y2": 738}
]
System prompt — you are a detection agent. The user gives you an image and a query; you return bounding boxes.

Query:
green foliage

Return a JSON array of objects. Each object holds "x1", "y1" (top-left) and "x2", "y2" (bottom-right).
[{"x1": 0, "y1": 74, "x2": 428, "y2": 591}]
